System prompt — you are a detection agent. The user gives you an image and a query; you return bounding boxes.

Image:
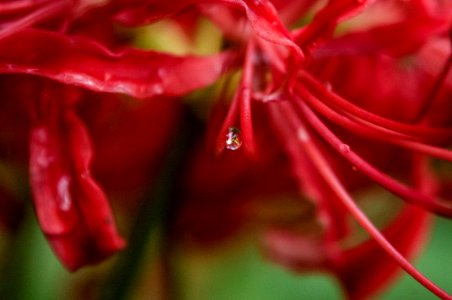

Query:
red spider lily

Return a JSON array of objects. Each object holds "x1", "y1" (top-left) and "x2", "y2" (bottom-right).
[
  {"x1": 0, "y1": 0, "x2": 451, "y2": 298},
  {"x1": 182, "y1": 0, "x2": 452, "y2": 298}
]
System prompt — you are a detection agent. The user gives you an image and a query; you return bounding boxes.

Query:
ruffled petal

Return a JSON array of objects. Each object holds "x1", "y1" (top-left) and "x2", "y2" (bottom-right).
[
  {"x1": 29, "y1": 84, "x2": 124, "y2": 271},
  {"x1": 0, "y1": 29, "x2": 238, "y2": 99}
]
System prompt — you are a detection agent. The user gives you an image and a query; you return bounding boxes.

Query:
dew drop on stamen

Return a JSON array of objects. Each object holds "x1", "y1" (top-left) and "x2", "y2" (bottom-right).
[
  {"x1": 225, "y1": 127, "x2": 242, "y2": 151},
  {"x1": 339, "y1": 144, "x2": 351, "y2": 154}
]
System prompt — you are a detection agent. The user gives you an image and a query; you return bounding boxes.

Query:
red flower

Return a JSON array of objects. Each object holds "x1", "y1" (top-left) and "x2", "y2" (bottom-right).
[
  {"x1": 176, "y1": 0, "x2": 452, "y2": 298},
  {"x1": 0, "y1": 0, "x2": 451, "y2": 298}
]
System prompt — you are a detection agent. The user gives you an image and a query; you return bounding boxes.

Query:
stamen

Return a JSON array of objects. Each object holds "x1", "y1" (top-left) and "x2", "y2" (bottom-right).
[
  {"x1": 301, "y1": 134, "x2": 452, "y2": 300},
  {"x1": 298, "y1": 101, "x2": 452, "y2": 217},
  {"x1": 225, "y1": 127, "x2": 243, "y2": 150},
  {"x1": 0, "y1": 0, "x2": 51, "y2": 13},
  {"x1": 294, "y1": 84, "x2": 452, "y2": 163},
  {"x1": 216, "y1": 81, "x2": 241, "y2": 153},
  {"x1": 239, "y1": 40, "x2": 257, "y2": 155},
  {"x1": 268, "y1": 100, "x2": 451, "y2": 298}
]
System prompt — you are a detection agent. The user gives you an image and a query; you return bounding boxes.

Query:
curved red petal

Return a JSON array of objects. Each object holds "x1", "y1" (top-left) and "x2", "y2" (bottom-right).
[{"x1": 0, "y1": 29, "x2": 238, "y2": 98}]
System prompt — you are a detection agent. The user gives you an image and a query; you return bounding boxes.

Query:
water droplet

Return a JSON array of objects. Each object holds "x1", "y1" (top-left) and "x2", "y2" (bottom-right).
[
  {"x1": 352, "y1": 166, "x2": 358, "y2": 171},
  {"x1": 339, "y1": 144, "x2": 351, "y2": 154},
  {"x1": 57, "y1": 176, "x2": 71, "y2": 211},
  {"x1": 225, "y1": 127, "x2": 242, "y2": 151}
]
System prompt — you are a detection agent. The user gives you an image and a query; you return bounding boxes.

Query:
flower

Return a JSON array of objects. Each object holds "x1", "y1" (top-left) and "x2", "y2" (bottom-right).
[
  {"x1": 178, "y1": 1, "x2": 452, "y2": 298},
  {"x1": 0, "y1": 0, "x2": 451, "y2": 298}
]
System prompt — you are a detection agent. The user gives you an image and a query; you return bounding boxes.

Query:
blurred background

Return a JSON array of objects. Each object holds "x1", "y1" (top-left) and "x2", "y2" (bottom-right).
[{"x1": 0, "y1": 211, "x2": 450, "y2": 300}]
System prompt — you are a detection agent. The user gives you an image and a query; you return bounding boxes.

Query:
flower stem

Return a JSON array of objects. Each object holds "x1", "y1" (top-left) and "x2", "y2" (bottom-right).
[{"x1": 100, "y1": 106, "x2": 201, "y2": 300}]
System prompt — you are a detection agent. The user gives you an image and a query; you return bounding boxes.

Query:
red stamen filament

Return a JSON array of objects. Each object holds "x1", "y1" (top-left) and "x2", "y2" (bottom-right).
[
  {"x1": 293, "y1": 84, "x2": 452, "y2": 162},
  {"x1": 0, "y1": 1, "x2": 68, "y2": 40},
  {"x1": 271, "y1": 102, "x2": 452, "y2": 299},
  {"x1": 297, "y1": 100, "x2": 452, "y2": 217},
  {"x1": 0, "y1": 0, "x2": 51, "y2": 13},
  {"x1": 239, "y1": 39, "x2": 257, "y2": 155},
  {"x1": 218, "y1": 39, "x2": 258, "y2": 154},
  {"x1": 298, "y1": 71, "x2": 452, "y2": 140},
  {"x1": 303, "y1": 135, "x2": 452, "y2": 300},
  {"x1": 415, "y1": 50, "x2": 452, "y2": 122}
]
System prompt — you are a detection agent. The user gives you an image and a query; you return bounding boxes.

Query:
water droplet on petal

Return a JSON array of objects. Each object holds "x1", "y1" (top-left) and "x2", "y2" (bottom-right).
[
  {"x1": 339, "y1": 144, "x2": 351, "y2": 154},
  {"x1": 225, "y1": 127, "x2": 242, "y2": 151},
  {"x1": 57, "y1": 176, "x2": 71, "y2": 211},
  {"x1": 352, "y1": 166, "x2": 358, "y2": 171}
]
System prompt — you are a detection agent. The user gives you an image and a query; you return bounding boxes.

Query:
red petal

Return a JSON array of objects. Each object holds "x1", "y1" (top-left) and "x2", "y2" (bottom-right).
[
  {"x1": 294, "y1": 0, "x2": 373, "y2": 48},
  {"x1": 82, "y1": 94, "x2": 182, "y2": 194},
  {"x1": 29, "y1": 85, "x2": 124, "y2": 270},
  {"x1": 0, "y1": 29, "x2": 238, "y2": 98},
  {"x1": 263, "y1": 230, "x2": 328, "y2": 271},
  {"x1": 29, "y1": 124, "x2": 78, "y2": 235},
  {"x1": 220, "y1": 0, "x2": 304, "y2": 59},
  {"x1": 312, "y1": 16, "x2": 450, "y2": 58},
  {"x1": 0, "y1": 187, "x2": 24, "y2": 232},
  {"x1": 112, "y1": 0, "x2": 197, "y2": 26}
]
